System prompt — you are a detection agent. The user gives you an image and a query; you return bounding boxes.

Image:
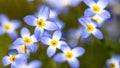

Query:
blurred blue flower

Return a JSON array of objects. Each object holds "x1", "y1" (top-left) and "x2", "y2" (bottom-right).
[
  {"x1": 2, "y1": 49, "x2": 29, "y2": 68},
  {"x1": 78, "y1": 17, "x2": 103, "y2": 39},
  {"x1": 106, "y1": 55, "x2": 120, "y2": 68},
  {"x1": 12, "y1": 27, "x2": 38, "y2": 52},
  {"x1": 0, "y1": 14, "x2": 21, "y2": 39},
  {"x1": 41, "y1": 30, "x2": 67, "y2": 57},
  {"x1": 54, "y1": 45, "x2": 85, "y2": 68},
  {"x1": 16, "y1": 60, "x2": 42, "y2": 68},
  {"x1": 24, "y1": 6, "x2": 59, "y2": 40},
  {"x1": 83, "y1": 0, "x2": 110, "y2": 18},
  {"x1": 10, "y1": 45, "x2": 30, "y2": 54},
  {"x1": 44, "y1": 0, "x2": 82, "y2": 11}
]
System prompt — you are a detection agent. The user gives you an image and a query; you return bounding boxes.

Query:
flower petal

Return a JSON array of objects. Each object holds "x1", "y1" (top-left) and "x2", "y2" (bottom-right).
[
  {"x1": 31, "y1": 35, "x2": 38, "y2": 43},
  {"x1": 45, "y1": 21, "x2": 59, "y2": 31},
  {"x1": 21, "y1": 27, "x2": 30, "y2": 38},
  {"x1": 38, "y1": 6, "x2": 50, "y2": 20},
  {"x1": 80, "y1": 27, "x2": 91, "y2": 39},
  {"x1": 84, "y1": 8, "x2": 95, "y2": 17},
  {"x1": 40, "y1": 37, "x2": 51, "y2": 45},
  {"x1": 0, "y1": 14, "x2": 9, "y2": 24},
  {"x1": 2, "y1": 56, "x2": 10, "y2": 66},
  {"x1": 59, "y1": 41, "x2": 68, "y2": 49},
  {"x1": 26, "y1": 44, "x2": 38, "y2": 52},
  {"x1": 24, "y1": 15, "x2": 37, "y2": 26},
  {"x1": 83, "y1": 0, "x2": 95, "y2": 7},
  {"x1": 97, "y1": 0, "x2": 109, "y2": 8},
  {"x1": 11, "y1": 20, "x2": 21, "y2": 29},
  {"x1": 72, "y1": 47, "x2": 85, "y2": 57},
  {"x1": 98, "y1": 10, "x2": 111, "y2": 19},
  {"x1": 68, "y1": 58, "x2": 80, "y2": 68},
  {"x1": 0, "y1": 27, "x2": 5, "y2": 35},
  {"x1": 28, "y1": 60, "x2": 42, "y2": 68},
  {"x1": 78, "y1": 17, "x2": 87, "y2": 27},
  {"x1": 70, "y1": 0, "x2": 82, "y2": 7},
  {"x1": 12, "y1": 38, "x2": 24, "y2": 45},
  {"x1": 47, "y1": 46, "x2": 56, "y2": 57},
  {"x1": 92, "y1": 29, "x2": 103, "y2": 39},
  {"x1": 54, "y1": 53, "x2": 66, "y2": 62},
  {"x1": 34, "y1": 28, "x2": 44, "y2": 40},
  {"x1": 60, "y1": 44, "x2": 71, "y2": 53},
  {"x1": 8, "y1": 31, "x2": 17, "y2": 39},
  {"x1": 52, "y1": 30, "x2": 62, "y2": 40}
]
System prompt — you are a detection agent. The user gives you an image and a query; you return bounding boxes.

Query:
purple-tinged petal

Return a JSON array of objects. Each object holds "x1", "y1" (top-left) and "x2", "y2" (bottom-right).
[
  {"x1": 72, "y1": 47, "x2": 85, "y2": 57},
  {"x1": 78, "y1": 17, "x2": 87, "y2": 27},
  {"x1": 45, "y1": 21, "x2": 59, "y2": 31},
  {"x1": 12, "y1": 38, "x2": 24, "y2": 45},
  {"x1": 0, "y1": 27, "x2": 5, "y2": 35},
  {"x1": 2, "y1": 56, "x2": 11, "y2": 66},
  {"x1": 54, "y1": 53, "x2": 66, "y2": 62},
  {"x1": 92, "y1": 29, "x2": 103, "y2": 39},
  {"x1": 31, "y1": 35, "x2": 37, "y2": 43},
  {"x1": 38, "y1": 6, "x2": 50, "y2": 20},
  {"x1": 34, "y1": 28, "x2": 44, "y2": 40},
  {"x1": 11, "y1": 20, "x2": 21, "y2": 29},
  {"x1": 40, "y1": 37, "x2": 51, "y2": 45},
  {"x1": 84, "y1": 8, "x2": 95, "y2": 17},
  {"x1": 47, "y1": 46, "x2": 56, "y2": 57},
  {"x1": 68, "y1": 58, "x2": 80, "y2": 68},
  {"x1": 21, "y1": 27, "x2": 30, "y2": 38},
  {"x1": 61, "y1": 44, "x2": 71, "y2": 53},
  {"x1": 28, "y1": 60, "x2": 42, "y2": 68},
  {"x1": 52, "y1": 30, "x2": 62, "y2": 40},
  {"x1": 26, "y1": 44, "x2": 38, "y2": 52},
  {"x1": 24, "y1": 15, "x2": 37, "y2": 26},
  {"x1": 0, "y1": 14, "x2": 9, "y2": 24},
  {"x1": 97, "y1": 0, "x2": 109, "y2": 8},
  {"x1": 59, "y1": 41, "x2": 68, "y2": 49},
  {"x1": 98, "y1": 10, "x2": 111, "y2": 19},
  {"x1": 70, "y1": 0, "x2": 82, "y2": 7},
  {"x1": 83, "y1": 0, "x2": 95, "y2": 7},
  {"x1": 80, "y1": 27, "x2": 91, "y2": 39},
  {"x1": 8, "y1": 31, "x2": 17, "y2": 39}
]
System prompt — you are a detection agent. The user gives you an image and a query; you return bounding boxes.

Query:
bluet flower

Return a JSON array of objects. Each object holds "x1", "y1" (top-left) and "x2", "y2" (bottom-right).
[
  {"x1": 41, "y1": 30, "x2": 67, "y2": 57},
  {"x1": 0, "y1": 14, "x2": 21, "y2": 39},
  {"x1": 2, "y1": 49, "x2": 29, "y2": 68},
  {"x1": 78, "y1": 17, "x2": 103, "y2": 39},
  {"x1": 54, "y1": 46, "x2": 85, "y2": 68},
  {"x1": 83, "y1": 0, "x2": 110, "y2": 18},
  {"x1": 12, "y1": 27, "x2": 38, "y2": 52},
  {"x1": 106, "y1": 55, "x2": 120, "y2": 68},
  {"x1": 24, "y1": 6, "x2": 58, "y2": 40}
]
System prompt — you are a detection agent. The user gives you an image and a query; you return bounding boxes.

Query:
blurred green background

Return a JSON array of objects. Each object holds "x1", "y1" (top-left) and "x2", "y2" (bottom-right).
[{"x1": 0, "y1": 0, "x2": 120, "y2": 68}]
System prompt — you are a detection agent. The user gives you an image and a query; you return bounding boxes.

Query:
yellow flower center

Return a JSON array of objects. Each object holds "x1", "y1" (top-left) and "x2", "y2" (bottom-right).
[
  {"x1": 23, "y1": 37, "x2": 32, "y2": 44},
  {"x1": 92, "y1": 16, "x2": 102, "y2": 23},
  {"x1": 65, "y1": 51, "x2": 74, "y2": 60},
  {"x1": 37, "y1": 19, "x2": 46, "y2": 29},
  {"x1": 110, "y1": 63, "x2": 116, "y2": 68},
  {"x1": 4, "y1": 24, "x2": 11, "y2": 31},
  {"x1": 86, "y1": 24, "x2": 95, "y2": 32},
  {"x1": 50, "y1": 40, "x2": 58, "y2": 47},
  {"x1": 92, "y1": 5, "x2": 101, "y2": 13},
  {"x1": 10, "y1": 55, "x2": 17, "y2": 63},
  {"x1": 20, "y1": 45, "x2": 29, "y2": 53}
]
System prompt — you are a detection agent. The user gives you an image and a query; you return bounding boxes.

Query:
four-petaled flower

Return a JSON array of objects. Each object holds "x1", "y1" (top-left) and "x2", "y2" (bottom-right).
[
  {"x1": 24, "y1": 6, "x2": 59, "y2": 40},
  {"x1": 83, "y1": 0, "x2": 110, "y2": 19},
  {"x1": 0, "y1": 14, "x2": 21, "y2": 39},
  {"x1": 12, "y1": 27, "x2": 38, "y2": 52},
  {"x1": 54, "y1": 45, "x2": 85, "y2": 68},
  {"x1": 78, "y1": 17, "x2": 103, "y2": 39},
  {"x1": 41, "y1": 30, "x2": 67, "y2": 57}
]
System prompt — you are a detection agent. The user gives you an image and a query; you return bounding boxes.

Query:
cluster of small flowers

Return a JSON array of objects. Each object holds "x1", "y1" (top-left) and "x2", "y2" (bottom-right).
[{"x1": 1, "y1": 0, "x2": 113, "y2": 68}]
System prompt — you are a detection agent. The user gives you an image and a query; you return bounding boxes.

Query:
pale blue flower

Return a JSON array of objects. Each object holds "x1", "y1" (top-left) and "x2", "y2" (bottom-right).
[
  {"x1": 24, "y1": 6, "x2": 59, "y2": 40},
  {"x1": 78, "y1": 17, "x2": 103, "y2": 39},
  {"x1": 41, "y1": 30, "x2": 68, "y2": 57},
  {"x1": 0, "y1": 14, "x2": 21, "y2": 39},
  {"x1": 12, "y1": 27, "x2": 38, "y2": 52},
  {"x1": 54, "y1": 45, "x2": 85, "y2": 68},
  {"x1": 2, "y1": 49, "x2": 29, "y2": 68}
]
